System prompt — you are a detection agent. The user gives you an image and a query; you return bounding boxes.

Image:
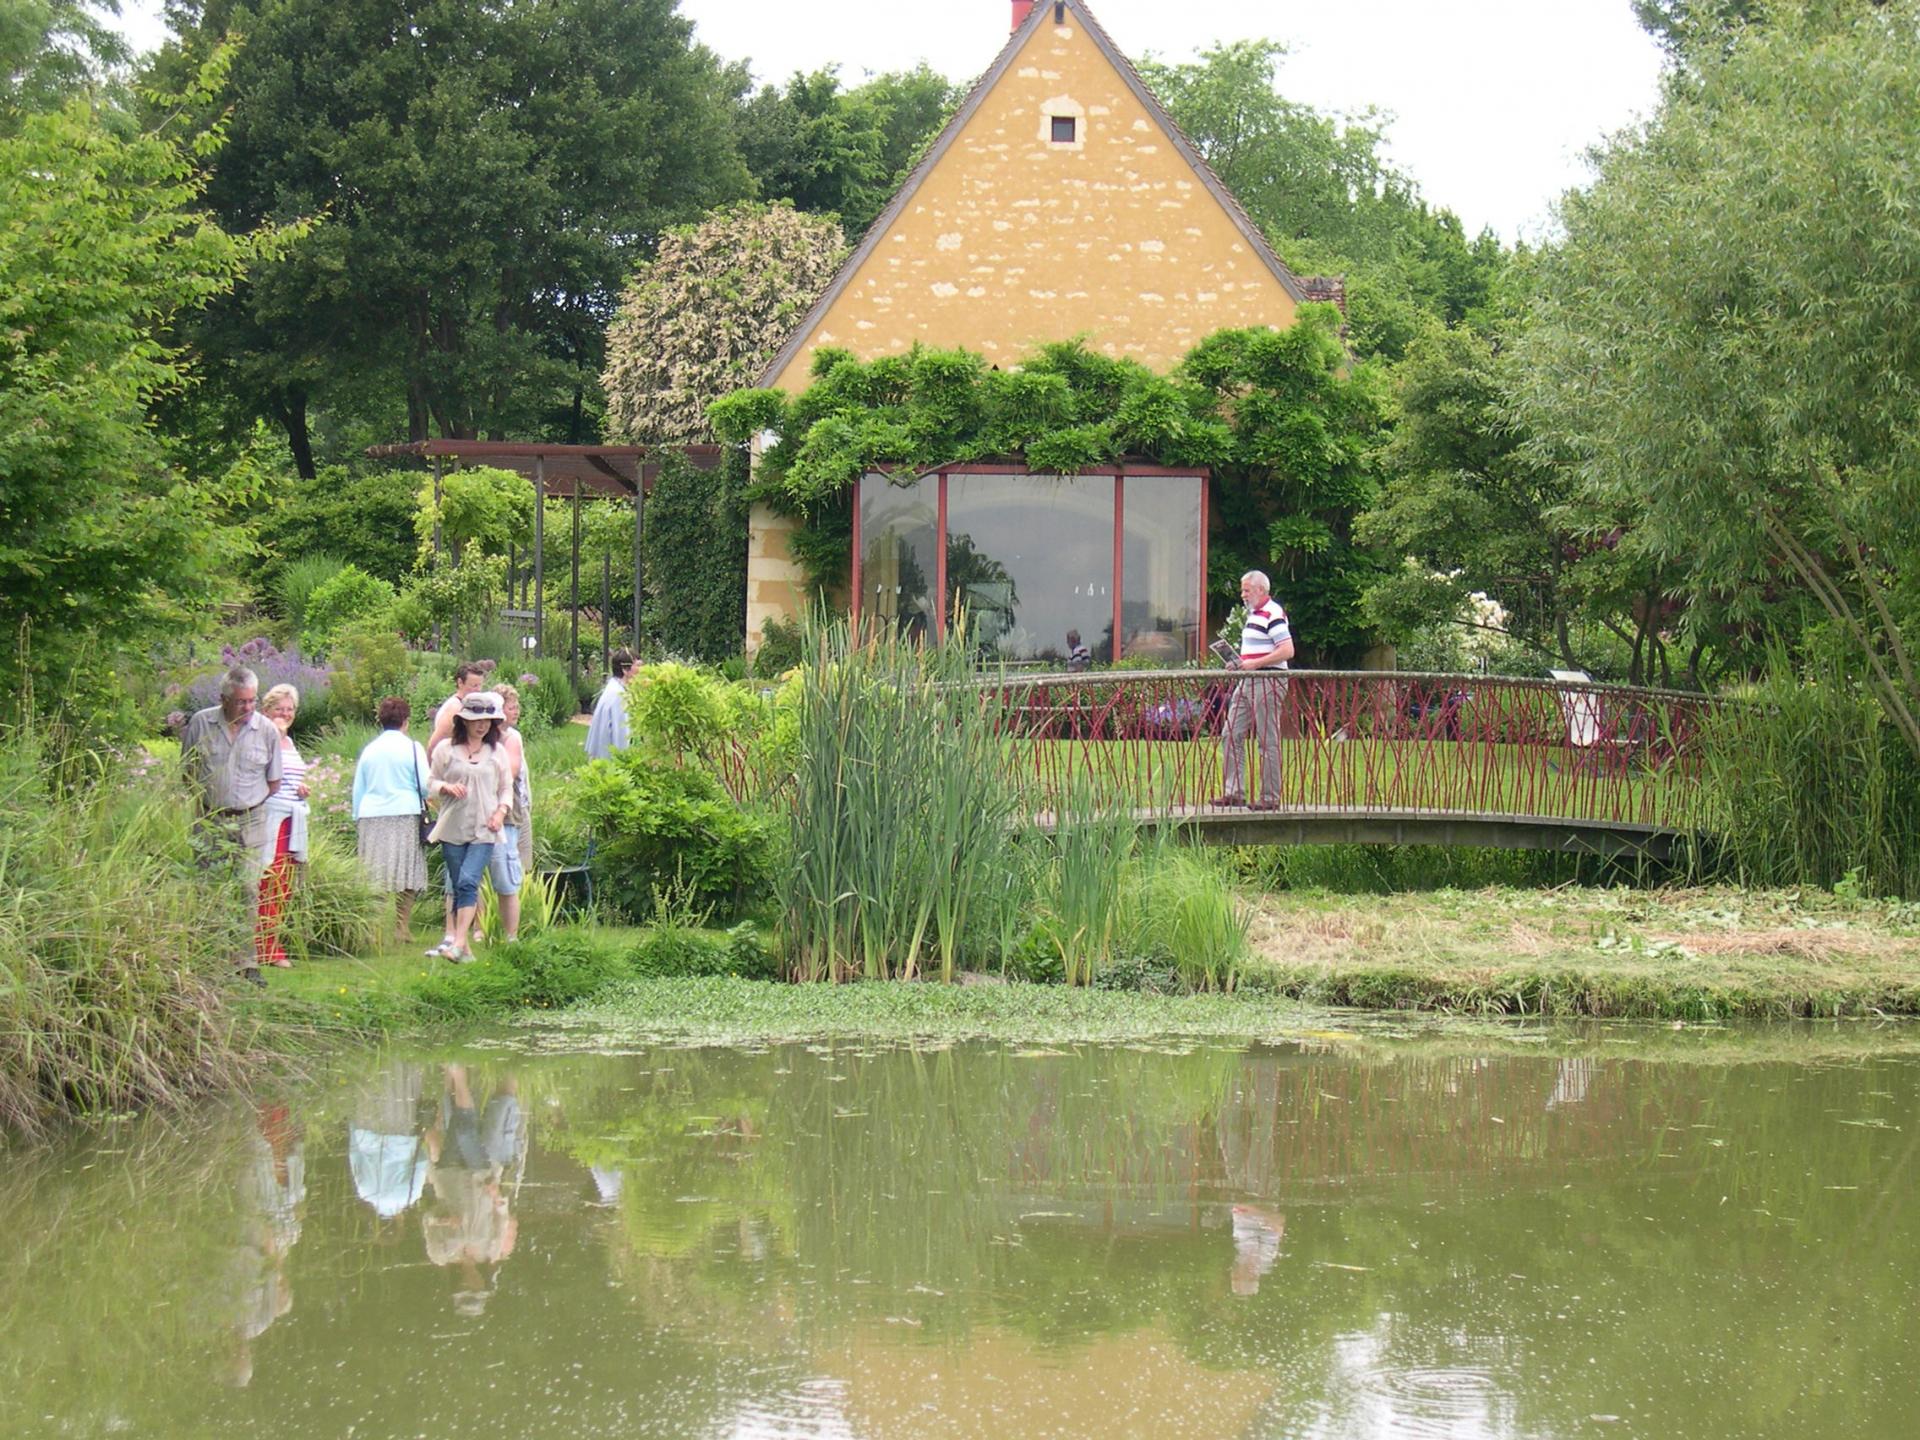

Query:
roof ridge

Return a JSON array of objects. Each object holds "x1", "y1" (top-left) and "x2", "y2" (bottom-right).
[{"x1": 756, "y1": 0, "x2": 1307, "y2": 389}]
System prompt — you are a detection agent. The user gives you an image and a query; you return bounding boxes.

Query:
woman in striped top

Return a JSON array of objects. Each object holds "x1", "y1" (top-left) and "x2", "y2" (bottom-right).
[{"x1": 257, "y1": 684, "x2": 313, "y2": 967}]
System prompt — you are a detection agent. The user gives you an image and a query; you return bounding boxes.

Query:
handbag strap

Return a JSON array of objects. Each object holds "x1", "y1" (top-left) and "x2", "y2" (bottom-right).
[{"x1": 413, "y1": 739, "x2": 431, "y2": 814}]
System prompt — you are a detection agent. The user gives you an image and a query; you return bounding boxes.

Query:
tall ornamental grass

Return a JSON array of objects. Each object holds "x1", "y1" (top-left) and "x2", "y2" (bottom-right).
[
  {"x1": 776, "y1": 622, "x2": 1250, "y2": 988},
  {"x1": 1697, "y1": 658, "x2": 1920, "y2": 898},
  {"x1": 780, "y1": 622, "x2": 1022, "y2": 982},
  {"x1": 0, "y1": 727, "x2": 266, "y2": 1139}
]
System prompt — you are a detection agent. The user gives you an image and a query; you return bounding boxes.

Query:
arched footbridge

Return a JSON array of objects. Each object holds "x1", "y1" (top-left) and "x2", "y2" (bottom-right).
[{"x1": 979, "y1": 669, "x2": 1727, "y2": 858}]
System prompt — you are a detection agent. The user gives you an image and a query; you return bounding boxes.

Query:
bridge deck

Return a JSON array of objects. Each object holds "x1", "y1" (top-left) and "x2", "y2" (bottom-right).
[{"x1": 1110, "y1": 804, "x2": 1679, "y2": 858}]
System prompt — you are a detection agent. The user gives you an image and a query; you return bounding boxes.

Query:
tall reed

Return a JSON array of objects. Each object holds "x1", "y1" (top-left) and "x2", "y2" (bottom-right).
[
  {"x1": 0, "y1": 726, "x2": 267, "y2": 1138},
  {"x1": 1032, "y1": 772, "x2": 1139, "y2": 985},
  {"x1": 779, "y1": 620, "x2": 1022, "y2": 982},
  {"x1": 1696, "y1": 654, "x2": 1920, "y2": 897}
]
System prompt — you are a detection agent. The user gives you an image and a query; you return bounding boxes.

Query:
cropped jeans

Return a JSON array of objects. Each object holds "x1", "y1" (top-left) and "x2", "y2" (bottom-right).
[{"x1": 439, "y1": 839, "x2": 495, "y2": 912}]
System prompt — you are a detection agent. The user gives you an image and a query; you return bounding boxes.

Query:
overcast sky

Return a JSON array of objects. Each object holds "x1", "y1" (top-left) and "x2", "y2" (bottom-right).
[{"x1": 109, "y1": 0, "x2": 1668, "y2": 242}]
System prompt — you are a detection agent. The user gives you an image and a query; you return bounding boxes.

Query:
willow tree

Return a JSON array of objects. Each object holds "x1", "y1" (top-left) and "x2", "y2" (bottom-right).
[{"x1": 1514, "y1": 0, "x2": 1920, "y2": 755}]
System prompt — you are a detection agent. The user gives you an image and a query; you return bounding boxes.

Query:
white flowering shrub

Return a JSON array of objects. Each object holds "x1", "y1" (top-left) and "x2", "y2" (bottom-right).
[{"x1": 602, "y1": 203, "x2": 847, "y2": 444}]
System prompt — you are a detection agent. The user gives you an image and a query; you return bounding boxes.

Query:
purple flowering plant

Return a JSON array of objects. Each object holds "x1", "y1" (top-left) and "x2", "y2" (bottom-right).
[{"x1": 182, "y1": 637, "x2": 335, "y2": 723}]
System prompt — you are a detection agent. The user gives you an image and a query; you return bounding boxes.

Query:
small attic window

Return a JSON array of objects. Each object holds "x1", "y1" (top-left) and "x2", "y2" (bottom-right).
[{"x1": 1050, "y1": 115, "x2": 1076, "y2": 144}]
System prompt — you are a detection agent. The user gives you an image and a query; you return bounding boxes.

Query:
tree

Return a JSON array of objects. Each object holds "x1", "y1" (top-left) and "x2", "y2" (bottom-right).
[
  {"x1": 1358, "y1": 323, "x2": 1687, "y2": 683},
  {"x1": 0, "y1": 45, "x2": 290, "y2": 727},
  {"x1": 602, "y1": 203, "x2": 846, "y2": 444},
  {"x1": 154, "y1": 0, "x2": 753, "y2": 470},
  {"x1": 734, "y1": 64, "x2": 960, "y2": 237},
  {"x1": 1140, "y1": 40, "x2": 1504, "y2": 359},
  {"x1": 0, "y1": 0, "x2": 126, "y2": 131},
  {"x1": 1515, "y1": 1, "x2": 1920, "y2": 749}
]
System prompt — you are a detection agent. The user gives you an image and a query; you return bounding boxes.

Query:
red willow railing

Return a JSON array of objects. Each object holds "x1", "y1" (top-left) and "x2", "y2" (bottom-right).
[{"x1": 963, "y1": 669, "x2": 1727, "y2": 832}]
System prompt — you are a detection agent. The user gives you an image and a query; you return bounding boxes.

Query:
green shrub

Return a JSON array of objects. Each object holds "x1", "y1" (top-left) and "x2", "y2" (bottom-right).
[
  {"x1": 751, "y1": 616, "x2": 805, "y2": 678},
  {"x1": 628, "y1": 922, "x2": 776, "y2": 980},
  {"x1": 627, "y1": 661, "x2": 758, "y2": 760},
  {"x1": 257, "y1": 466, "x2": 420, "y2": 589},
  {"x1": 640, "y1": 446, "x2": 750, "y2": 662},
  {"x1": 0, "y1": 727, "x2": 265, "y2": 1138},
  {"x1": 302, "y1": 564, "x2": 397, "y2": 654},
  {"x1": 328, "y1": 620, "x2": 413, "y2": 725},
  {"x1": 1698, "y1": 658, "x2": 1920, "y2": 898},
  {"x1": 408, "y1": 929, "x2": 631, "y2": 1017},
  {"x1": 276, "y1": 831, "x2": 383, "y2": 961},
  {"x1": 573, "y1": 751, "x2": 775, "y2": 920},
  {"x1": 518, "y1": 657, "x2": 578, "y2": 728},
  {"x1": 273, "y1": 554, "x2": 347, "y2": 634},
  {"x1": 1124, "y1": 844, "x2": 1250, "y2": 992}
]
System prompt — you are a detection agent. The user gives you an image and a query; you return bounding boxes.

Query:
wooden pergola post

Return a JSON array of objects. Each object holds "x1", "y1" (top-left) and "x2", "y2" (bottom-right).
[
  {"x1": 430, "y1": 455, "x2": 443, "y2": 653},
  {"x1": 533, "y1": 455, "x2": 545, "y2": 658},
  {"x1": 569, "y1": 478, "x2": 582, "y2": 694}
]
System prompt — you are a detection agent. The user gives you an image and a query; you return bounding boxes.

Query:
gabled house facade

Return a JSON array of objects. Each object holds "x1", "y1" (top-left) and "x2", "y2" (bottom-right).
[{"x1": 746, "y1": 0, "x2": 1333, "y2": 662}]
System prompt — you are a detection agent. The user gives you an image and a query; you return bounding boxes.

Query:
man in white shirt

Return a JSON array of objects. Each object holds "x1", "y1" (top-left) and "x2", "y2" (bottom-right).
[
  {"x1": 1212, "y1": 570, "x2": 1294, "y2": 809},
  {"x1": 427, "y1": 662, "x2": 488, "y2": 755},
  {"x1": 584, "y1": 649, "x2": 634, "y2": 761}
]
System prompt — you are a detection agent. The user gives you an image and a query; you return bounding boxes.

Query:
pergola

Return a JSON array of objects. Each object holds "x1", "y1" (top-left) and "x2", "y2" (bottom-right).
[{"x1": 365, "y1": 439, "x2": 724, "y2": 684}]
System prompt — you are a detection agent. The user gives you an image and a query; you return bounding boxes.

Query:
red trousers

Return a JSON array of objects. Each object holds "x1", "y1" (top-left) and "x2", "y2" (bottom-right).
[{"x1": 256, "y1": 818, "x2": 294, "y2": 966}]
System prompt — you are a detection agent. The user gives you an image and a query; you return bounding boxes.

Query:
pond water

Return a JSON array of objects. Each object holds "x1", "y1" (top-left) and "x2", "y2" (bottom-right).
[{"x1": 5, "y1": 1026, "x2": 1918, "y2": 1439}]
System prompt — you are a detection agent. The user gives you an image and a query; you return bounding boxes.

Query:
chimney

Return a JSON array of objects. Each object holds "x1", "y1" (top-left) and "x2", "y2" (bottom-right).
[{"x1": 1011, "y1": 1, "x2": 1035, "y2": 31}]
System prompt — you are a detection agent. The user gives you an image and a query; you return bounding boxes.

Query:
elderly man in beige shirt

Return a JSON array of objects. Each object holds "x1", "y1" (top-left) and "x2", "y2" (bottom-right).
[{"x1": 182, "y1": 666, "x2": 283, "y2": 980}]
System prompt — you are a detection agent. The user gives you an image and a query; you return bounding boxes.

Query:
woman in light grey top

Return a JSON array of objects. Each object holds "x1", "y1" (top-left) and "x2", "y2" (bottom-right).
[{"x1": 425, "y1": 692, "x2": 511, "y2": 963}]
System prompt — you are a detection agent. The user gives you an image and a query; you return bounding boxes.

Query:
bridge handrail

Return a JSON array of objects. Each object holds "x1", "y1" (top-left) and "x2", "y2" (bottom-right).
[{"x1": 953, "y1": 666, "x2": 1731, "y2": 709}]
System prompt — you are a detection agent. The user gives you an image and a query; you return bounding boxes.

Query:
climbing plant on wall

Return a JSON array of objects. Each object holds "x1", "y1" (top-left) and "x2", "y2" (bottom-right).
[{"x1": 709, "y1": 304, "x2": 1388, "y2": 659}]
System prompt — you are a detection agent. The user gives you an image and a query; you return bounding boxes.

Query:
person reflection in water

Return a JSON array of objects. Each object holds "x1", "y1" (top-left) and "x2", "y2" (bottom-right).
[
  {"x1": 222, "y1": 1103, "x2": 306, "y2": 1386},
  {"x1": 1230, "y1": 1203, "x2": 1286, "y2": 1297},
  {"x1": 350, "y1": 1060, "x2": 429, "y2": 1237},
  {"x1": 422, "y1": 1064, "x2": 525, "y2": 1316}
]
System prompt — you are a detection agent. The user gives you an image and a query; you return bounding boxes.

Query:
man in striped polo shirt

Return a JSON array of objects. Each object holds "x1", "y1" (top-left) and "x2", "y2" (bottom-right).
[{"x1": 1213, "y1": 570, "x2": 1294, "y2": 809}]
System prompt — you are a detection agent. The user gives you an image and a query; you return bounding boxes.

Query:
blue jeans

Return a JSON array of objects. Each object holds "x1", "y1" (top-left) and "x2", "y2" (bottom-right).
[{"x1": 439, "y1": 840, "x2": 494, "y2": 912}]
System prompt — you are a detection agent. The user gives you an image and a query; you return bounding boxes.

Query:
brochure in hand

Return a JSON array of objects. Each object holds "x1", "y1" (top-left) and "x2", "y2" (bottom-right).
[{"x1": 1209, "y1": 639, "x2": 1241, "y2": 667}]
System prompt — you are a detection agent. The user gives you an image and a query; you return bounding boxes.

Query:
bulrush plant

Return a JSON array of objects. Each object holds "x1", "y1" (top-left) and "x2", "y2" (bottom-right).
[
  {"x1": 779, "y1": 620, "x2": 1022, "y2": 982},
  {"x1": 0, "y1": 724, "x2": 265, "y2": 1139},
  {"x1": 1033, "y1": 771, "x2": 1139, "y2": 986},
  {"x1": 1696, "y1": 653, "x2": 1920, "y2": 898}
]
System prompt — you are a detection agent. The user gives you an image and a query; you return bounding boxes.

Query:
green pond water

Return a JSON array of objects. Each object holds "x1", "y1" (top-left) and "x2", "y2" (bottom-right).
[{"x1": 5, "y1": 1025, "x2": 1918, "y2": 1439}]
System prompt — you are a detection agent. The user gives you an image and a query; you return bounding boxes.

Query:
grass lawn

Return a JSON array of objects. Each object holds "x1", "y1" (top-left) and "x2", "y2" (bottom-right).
[{"x1": 1241, "y1": 884, "x2": 1920, "y2": 1018}]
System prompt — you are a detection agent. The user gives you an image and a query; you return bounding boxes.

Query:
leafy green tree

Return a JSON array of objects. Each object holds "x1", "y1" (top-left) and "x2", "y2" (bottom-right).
[
  {"x1": 1359, "y1": 323, "x2": 1686, "y2": 681},
  {"x1": 1515, "y1": 0, "x2": 1920, "y2": 747},
  {"x1": 734, "y1": 64, "x2": 960, "y2": 237},
  {"x1": 155, "y1": 0, "x2": 753, "y2": 471},
  {"x1": 602, "y1": 203, "x2": 846, "y2": 444},
  {"x1": 0, "y1": 0, "x2": 125, "y2": 131},
  {"x1": 1140, "y1": 40, "x2": 1503, "y2": 359},
  {"x1": 254, "y1": 464, "x2": 420, "y2": 588},
  {"x1": 413, "y1": 465, "x2": 533, "y2": 565},
  {"x1": 0, "y1": 45, "x2": 290, "y2": 728}
]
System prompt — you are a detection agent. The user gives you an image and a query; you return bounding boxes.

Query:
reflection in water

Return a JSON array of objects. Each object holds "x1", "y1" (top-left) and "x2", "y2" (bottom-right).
[
  {"x1": 1230, "y1": 1203, "x2": 1287, "y2": 1296},
  {"x1": 4, "y1": 1033, "x2": 1920, "y2": 1438},
  {"x1": 348, "y1": 1059, "x2": 428, "y2": 1229},
  {"x1": 222, "y1": 1102, "x2": 305, "y2": 1388},
  {"x1": 422, "y1": 1065, "x2": 524, "y2": 1315}
]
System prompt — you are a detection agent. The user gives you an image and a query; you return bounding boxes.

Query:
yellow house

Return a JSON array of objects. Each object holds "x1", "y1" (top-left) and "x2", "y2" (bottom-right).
[{"x1": 746, "y1": 0, "x2": 1331, "y2": 662}]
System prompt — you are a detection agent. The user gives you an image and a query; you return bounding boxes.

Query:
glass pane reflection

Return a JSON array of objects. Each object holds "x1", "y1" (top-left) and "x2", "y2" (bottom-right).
[
  {"x1": 858, "y1": 474, "x2": 938, "y2": 640},
  {"x1": 946, "y1": 474, "x2": 1114, "y2": 663},
  {"x1": 1122, "y1": 477, "x2": 1202, "y2": 663}
]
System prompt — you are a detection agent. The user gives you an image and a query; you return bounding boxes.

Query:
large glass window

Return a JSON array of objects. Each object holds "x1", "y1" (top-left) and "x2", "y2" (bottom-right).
[
  {"x1": 946, "y1": 474, "x2": 1114, "y2": 663},
  {"x1": 853, "y1": 468, "x2": 1205, "y2": 664},
  {"x1": 858, "y1": 474, "x2": 938, "y2": 640},
  {"x1": 1120, "y1": 477, "x2": 1203, "y2": 663}
]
